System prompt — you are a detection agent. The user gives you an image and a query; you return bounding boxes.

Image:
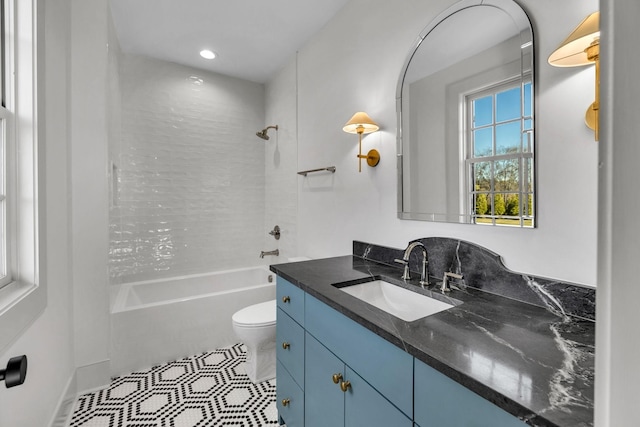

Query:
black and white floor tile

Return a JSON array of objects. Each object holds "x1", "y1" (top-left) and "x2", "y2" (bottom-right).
[{"x1": 69, "y1": 344, "x2": 278, "y2": 427}]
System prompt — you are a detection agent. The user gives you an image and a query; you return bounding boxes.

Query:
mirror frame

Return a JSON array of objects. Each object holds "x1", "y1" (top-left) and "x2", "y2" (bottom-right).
[{"x1": 396, "y1": 0, "x2": 535, "y2": 224}]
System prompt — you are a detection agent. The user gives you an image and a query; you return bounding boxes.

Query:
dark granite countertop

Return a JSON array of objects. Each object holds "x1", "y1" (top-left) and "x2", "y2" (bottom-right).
[{"x1": 270, "y1": 254, "x2": 594, "y2": 427}]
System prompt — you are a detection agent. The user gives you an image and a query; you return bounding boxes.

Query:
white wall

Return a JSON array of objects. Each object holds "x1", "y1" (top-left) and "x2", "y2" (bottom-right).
[
  {"x1": 285, "y1": 0, "x2": 598, "y2": 287},
  {"x1": 264, "y1": 57, "x2": 298, "y2": 262},
  {"x1": 69, "y1": 0, "x2": 111, "y2": 392},
  {"x1": 0, "y1": 1, "x2": 76, "y2": 426},
  {"x1": 596, "y1": 0, "x2": 640, "y2": 425},
  {"x1": 110, "y1": 54, "x2": 266, "y2": 283}
]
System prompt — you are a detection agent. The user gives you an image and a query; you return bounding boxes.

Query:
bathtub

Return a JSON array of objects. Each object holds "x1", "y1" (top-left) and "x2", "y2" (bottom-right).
[{"x1": 110, "y1": 266, "x2": 276, "y2": 377}]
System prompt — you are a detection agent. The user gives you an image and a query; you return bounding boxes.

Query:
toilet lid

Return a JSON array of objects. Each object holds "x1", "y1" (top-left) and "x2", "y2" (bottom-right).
[{"x1": 232, "y1": 300, "x2": 276, "y2": 327}]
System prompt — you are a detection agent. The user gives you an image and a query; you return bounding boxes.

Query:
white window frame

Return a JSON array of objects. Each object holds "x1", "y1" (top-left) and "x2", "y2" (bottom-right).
[
  {"x1": 0, "y1": 0, "x2": 43, "y2": 353},
  {"x1": 464, "y1": 76, "x2": 534, "y2": 227}
]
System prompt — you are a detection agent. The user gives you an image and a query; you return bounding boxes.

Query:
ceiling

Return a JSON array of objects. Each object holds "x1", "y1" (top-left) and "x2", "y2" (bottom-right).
[{"x1": 109, "y1": 0, "x2": 350, "y2": 84}]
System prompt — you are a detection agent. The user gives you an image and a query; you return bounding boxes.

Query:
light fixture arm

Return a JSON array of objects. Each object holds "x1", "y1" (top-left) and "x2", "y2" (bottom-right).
[{"x1": 584, "y1": 40, "x2": 599, "y2": 140}]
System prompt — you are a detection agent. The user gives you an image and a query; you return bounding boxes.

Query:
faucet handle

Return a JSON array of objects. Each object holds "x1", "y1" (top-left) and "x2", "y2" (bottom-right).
[
  {"x1": 441, "y1": 272, "x2": 463, "y2": 292},
  {"x1": 393, "y1": 258, "x2": 408, "y2": 265}
]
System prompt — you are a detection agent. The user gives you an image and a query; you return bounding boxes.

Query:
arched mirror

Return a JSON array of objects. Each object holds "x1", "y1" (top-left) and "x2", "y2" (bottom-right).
[{"x1": 397, "y1": 0, "x2": 535, "y2": 227}]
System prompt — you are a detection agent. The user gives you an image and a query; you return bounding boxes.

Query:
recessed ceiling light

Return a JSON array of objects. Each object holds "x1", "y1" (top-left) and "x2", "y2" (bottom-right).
[{"x1": 200, "y1": 49, "x2": 216, "y2": 60}]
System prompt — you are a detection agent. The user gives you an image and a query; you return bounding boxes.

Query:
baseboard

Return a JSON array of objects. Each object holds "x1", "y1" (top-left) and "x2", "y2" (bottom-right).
[
  {"x1": 75, "y1": 359, "x2": 111, "y2": 393},
  {"x1": 48, "y1": 370, "x2": 77, "y2": 427},
  {"x1": 48, "y1": 360, "x2": 112, "y2": 427}
]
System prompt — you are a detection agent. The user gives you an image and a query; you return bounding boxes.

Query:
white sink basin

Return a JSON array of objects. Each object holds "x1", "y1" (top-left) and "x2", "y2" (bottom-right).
[{"x1": 338, "y1": 279, "x2": 454, "y2": 322}]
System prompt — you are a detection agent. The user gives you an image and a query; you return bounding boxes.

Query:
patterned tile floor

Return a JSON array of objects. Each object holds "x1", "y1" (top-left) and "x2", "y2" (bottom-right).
[{"x1": 69, "y1": 344, "x2": 278, "y2": 427}]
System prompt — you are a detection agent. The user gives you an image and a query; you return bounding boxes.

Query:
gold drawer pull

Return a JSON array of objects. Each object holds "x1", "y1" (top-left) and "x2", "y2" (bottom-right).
[
  {"x1": 340, "y1": 380, "x2": 351, "y2": 392},
  {"x1": 282, "y1": 296, "x2": 291, "y2": 303},
  {"x1": 282, "y1": 342, "x2": 290, "y2": 350},
  {"x1": 281, "y1": 398, "x2": 291, "y2": 407},
  {"x1": 332, "y1": 373, "x2": 343, "y2": 384}
]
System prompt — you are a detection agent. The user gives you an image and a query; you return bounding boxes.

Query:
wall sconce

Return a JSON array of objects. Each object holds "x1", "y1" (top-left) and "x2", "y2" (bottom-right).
[
  {"x1": 342, "y1": 112, "x2": 380, "y2": 172},
  {"x1": 548, "y1": 12, "x2": 600, "y2": 140}
]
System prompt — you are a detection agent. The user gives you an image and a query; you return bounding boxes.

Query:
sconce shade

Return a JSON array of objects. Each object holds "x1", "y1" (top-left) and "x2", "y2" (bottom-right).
[
  {"x1": 343, "y1": 112, "x2": 379, "y2": 134},
  {"x1": 548, "y1": 12, "x2": 600, "y2": 67}
]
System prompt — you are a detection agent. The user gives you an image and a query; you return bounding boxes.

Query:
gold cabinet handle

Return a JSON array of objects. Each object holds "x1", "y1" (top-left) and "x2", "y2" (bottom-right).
[
  {"x1": 282, "y1": 342, "x2": 290, "y2": 350},
  {"x1": 282, "y1": 296, "x2": 291, "y2": 303},
  {"x1": 281, "y1": 398, "x2": 290, "y2": 407},
  {"x1": 340, "y1": 380, "x2": 351, "y2": 392},
  {"x1": 332, "y1": 373, "x2": 343, "y2": 384}
]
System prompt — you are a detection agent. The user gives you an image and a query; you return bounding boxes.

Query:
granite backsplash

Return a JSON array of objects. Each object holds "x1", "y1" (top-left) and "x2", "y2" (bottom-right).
[{"x1": 353, "y1": 237, "x2": 595, "y2": 321}]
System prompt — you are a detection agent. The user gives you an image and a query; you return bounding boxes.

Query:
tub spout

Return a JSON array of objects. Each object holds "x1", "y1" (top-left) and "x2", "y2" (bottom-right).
[{"x1": 260, "y1": 249, "x2": 279, "y2": 258}]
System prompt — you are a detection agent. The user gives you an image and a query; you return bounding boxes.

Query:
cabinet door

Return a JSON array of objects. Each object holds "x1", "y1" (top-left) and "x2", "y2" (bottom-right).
[
  {"x1": 344, "y1": 366, "x2": 412, "y2": 427},
  {"x1": 276, "y1": 308, "x2": 305, "y2": 389},
  {"x1": 305, "y1": 333, "x2": 345, "y2": 427},
  {"x1": 277, "y1": 276, "x2": 305, "y2": 325},
  {"x1": 305, "y1": 294, "x2": 413, "y2": 417},
  {"x1": 414, "y1": 358, "x2": 527, "y2": 427},
  {"x1": 277, "y1": 360, "x2": 304, "y2": 427}
]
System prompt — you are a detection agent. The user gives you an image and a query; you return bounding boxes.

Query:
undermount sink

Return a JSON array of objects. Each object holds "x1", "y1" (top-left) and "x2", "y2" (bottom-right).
[{"x1": 337, "y1": 279, "x2": 454, "y2": 322}]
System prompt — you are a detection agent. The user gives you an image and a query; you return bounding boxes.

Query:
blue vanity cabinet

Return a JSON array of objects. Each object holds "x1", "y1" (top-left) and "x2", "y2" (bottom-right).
[
  {"x1": 305, "y1": 333, "x2": 412, "y2": 427},
  {"x1": 277, "y1": 360, "x2": 304, "y2": 427},
  {"x1": 414, "y1": 358, "x2": 527, "y2": 427},
  {"x1": 277, "y1": 276, "x2": 305, "y2": 326},
  {"x1": 304, "y1": 334, "x2": 345, "y2": 427},
  {"x1": 304, "y1": 293, "x2": 413, "y2": 419},
  {"x1": 276, "y1": 277, "x2": 306, "y2": 427}
]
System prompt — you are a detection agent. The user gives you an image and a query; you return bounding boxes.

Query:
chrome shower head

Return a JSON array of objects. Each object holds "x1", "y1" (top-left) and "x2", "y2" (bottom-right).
[{"x1": 256, "y1": 125, "x2": 278, "y2": 141}]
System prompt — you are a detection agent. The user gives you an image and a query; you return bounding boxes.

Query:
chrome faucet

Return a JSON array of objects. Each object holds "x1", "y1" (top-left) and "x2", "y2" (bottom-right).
[
  {"x1": 260, "y1": 249, "x2": 279, "y2": 258},
  {"x1": 394, "y1": 242, "x2": 429, "y2": 286}
]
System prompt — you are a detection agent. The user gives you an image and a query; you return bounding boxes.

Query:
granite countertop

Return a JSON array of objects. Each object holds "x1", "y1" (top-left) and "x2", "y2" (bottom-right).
[{"x1": 270, "y1": 255, "x2": 594, "y2": 427}]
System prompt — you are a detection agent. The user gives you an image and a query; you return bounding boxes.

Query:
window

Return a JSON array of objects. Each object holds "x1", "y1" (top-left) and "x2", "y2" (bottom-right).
[
  {"x1": 466, "y1": 78, "x2": 534, "y2": 227},
  {"x1": 0, "y1": 0, "x2": 9, "y2": 288},
  {"x1": 0, "y1": 0, "x2": 42, "y2": 352}
]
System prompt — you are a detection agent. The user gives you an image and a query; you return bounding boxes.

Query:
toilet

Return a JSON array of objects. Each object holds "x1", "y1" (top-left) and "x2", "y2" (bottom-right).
[{"x1": 232, "y1": 299, "x2": 277, "y2": 383}]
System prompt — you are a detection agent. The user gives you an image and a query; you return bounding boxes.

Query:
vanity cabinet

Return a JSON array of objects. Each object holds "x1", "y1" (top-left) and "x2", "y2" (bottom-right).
[
  {"x1": 304, "y1": 292, "x2": 413, "y2": 420},
  {"x1": 276, "y1": 277, "x2": 306, "y2": 427},
  {"x1": 276, "y1": 275, "x2": 525, "y2": 427},
  {"x1": 414, "y1": 358, "x2": 527, "y2": 427},
  {"x1": 305, "y1": 332, "x2": 411, "y2": 427}
]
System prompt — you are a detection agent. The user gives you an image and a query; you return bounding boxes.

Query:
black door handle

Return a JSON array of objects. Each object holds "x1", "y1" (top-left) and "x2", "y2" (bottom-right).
[{"x1": 0, "y1": 355, "x2": 27, "y2": 388}]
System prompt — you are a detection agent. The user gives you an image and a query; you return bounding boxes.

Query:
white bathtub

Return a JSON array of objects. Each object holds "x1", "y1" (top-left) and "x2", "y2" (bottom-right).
[{"x1": 110, "y1": 266, "x2": 276, "y2": 377}]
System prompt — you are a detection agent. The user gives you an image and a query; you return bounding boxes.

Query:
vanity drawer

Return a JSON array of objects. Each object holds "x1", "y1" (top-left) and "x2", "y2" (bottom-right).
[
  {"x1": 277, "y1": 308, "x2": 305, "y2": 388},
  {"x1": 414, "y1": 358, "x2": 527, "y2": 427},
  {"x1": 304, "y1": 294, "x2": 413, "y2": 418},
  {"x1": 277, "y1": 360, "x2": 304, "y2": 427},
  {"x1": 277, "y1": 276, "x2": 305, "y2": 326}
]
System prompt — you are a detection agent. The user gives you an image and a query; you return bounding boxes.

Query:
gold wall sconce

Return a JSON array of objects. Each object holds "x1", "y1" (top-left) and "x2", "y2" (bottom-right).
[
  {"x1": 548, "y1": 12, "x2": 600, "y2": 140},
  {"x1": 343, "y1": 112, "x2": 380, "y2": 172}
]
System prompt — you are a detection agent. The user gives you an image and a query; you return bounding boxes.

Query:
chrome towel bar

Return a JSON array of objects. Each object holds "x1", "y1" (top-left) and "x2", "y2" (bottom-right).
[{"x1": 297, "y1": 166, "x2": 336, "y2": 176}]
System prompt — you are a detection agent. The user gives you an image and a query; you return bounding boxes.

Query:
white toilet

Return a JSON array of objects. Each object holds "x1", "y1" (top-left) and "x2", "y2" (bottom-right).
[{"x1": 232, "y1": 299, "x2": 277, "y2": 383}]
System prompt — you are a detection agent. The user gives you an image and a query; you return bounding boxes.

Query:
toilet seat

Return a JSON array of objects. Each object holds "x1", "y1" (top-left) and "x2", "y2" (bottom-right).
[{"x1": 232, "y1": 300, "x2": 276, "y2": 327}]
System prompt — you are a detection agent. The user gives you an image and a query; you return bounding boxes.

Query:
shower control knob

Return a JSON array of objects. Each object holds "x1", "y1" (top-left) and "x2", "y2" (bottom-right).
[
  {"x1": 0, "y1": 355, "x2": 27, "y2": 388},
  {"x1": 269, "y1": 225, "x2": 281, "y2": 240}
]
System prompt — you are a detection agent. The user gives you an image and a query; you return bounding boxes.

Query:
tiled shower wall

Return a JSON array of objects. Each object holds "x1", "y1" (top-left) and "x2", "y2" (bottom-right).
[{"x1": 109, "y1": 54, "x2": 266, "y2": 284}]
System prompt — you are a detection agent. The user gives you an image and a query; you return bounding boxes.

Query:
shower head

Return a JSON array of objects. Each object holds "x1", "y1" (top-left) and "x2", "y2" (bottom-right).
[{"x1": 256, "y1": 125, "x2": 278, "y2": 140}]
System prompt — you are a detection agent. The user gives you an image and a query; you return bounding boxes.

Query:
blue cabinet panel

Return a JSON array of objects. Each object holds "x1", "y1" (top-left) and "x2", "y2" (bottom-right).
[
  {"x1": 414, "y1": 358, "x2": 527, "y2": 427},
  {"x1": 277, "y1": 308, "x2": 305, "y2": 389},
  {"x1": 304, "y1": 334, "x2": 345, "y2": 427},
  {"x1": 305, "y1": 293, "x2": 413, "y2": 417},
  {"x1": 277, "y1": 277, "x2": 305, "y2": 326},
  {"x1": 277, "y1": 360, "x2": 304, "y2": 427},
  {"x1": 344, "y1": 366, "x2": 413, "y2": 427}
]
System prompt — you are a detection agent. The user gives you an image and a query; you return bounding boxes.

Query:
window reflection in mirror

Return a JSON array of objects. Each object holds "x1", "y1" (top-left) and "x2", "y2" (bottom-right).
[{"x1": 397, "y1": 0, "x2": 535, "y2": 227}]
